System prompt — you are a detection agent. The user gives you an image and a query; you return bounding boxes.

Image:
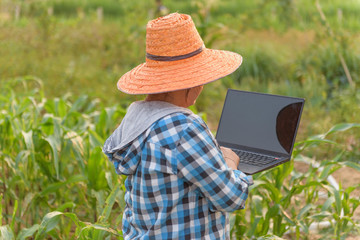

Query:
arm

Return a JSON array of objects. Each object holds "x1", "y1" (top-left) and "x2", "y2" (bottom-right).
[{"x1": 175, "y1": 123, "x2": 253, "y2": 212}]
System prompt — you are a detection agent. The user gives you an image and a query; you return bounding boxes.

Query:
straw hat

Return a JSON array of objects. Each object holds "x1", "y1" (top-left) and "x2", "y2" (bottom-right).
[{"x1": 117, "y1": 13, "x2": 242, "y2": 95}]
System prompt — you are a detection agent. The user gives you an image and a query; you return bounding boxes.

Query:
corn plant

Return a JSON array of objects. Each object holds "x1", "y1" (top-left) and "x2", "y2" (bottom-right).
[
  {"x1": 0, "y1": 77, "x2": 126, "y2": 239},
  {"x1": 1, "y1": 77, "x2": 360, "y2": 239},
  {"x1": 230, "y1": 123, "x2": 360, "y2": 239}
]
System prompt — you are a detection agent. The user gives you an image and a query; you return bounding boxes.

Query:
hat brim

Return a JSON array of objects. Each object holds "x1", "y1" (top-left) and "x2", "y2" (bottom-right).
[{"x1": 117, "y1": 48, "x2": 242, "y2": 95}]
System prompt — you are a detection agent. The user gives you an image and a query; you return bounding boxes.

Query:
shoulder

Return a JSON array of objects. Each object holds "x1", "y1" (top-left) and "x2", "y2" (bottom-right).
[
  {"x1": 156, "y1": 111, "x2": 207, "y2": 129},
  {"x1": 147, "y1": 112, "x2": 211, "y2": 148}
]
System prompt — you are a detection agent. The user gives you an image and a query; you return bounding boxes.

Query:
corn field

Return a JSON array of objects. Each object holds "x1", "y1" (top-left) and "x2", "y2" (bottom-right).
[{"x1": 1, "y1": 77, "x2": 359, "y2": 239}]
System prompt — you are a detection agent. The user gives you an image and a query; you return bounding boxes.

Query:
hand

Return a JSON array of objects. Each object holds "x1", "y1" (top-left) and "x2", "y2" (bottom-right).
[{"x1": 220, "y1": 147, "x2": 240, "y2": 170}]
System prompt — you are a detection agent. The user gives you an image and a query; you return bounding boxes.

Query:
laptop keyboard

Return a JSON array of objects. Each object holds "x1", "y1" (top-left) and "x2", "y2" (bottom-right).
[{"x1": 232, "y1": 149, "x2": 278, "y2": 166}]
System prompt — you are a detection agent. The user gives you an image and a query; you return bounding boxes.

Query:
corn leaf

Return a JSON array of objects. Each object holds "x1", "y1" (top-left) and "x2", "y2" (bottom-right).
[
  {"x1": 343, "y1": 161, "x2": 360, "y2": 172},
  {"x1": 297, "y1": 204, "x2": 314, "y2": 220},
  {"x1": 326, "y1": 123, "x2": 360, "y2": 136},
  {"x1": 10, "y1": 200, "x2": 18, "y2": 231},
  {"x1": 98, "y1": 183, "x2": 121, "y2": 223},
  {"x1": 323, "y1": 185, "x2": 342, "y2": 216},
  {"x1": 22, "y1": 130, "x2": 35, "y2": 162},
  {"x1": 35, "y1": 211, "x2": 63, "y2": 240},
  {"x1": 0, "y1": 225, "x2": 14, "y2": 240},
  {"x1": 40, "y1": 174, "x2": 86, "y2": 196},
  {"x1": 43, "y1": 135, "x2": 61, "y2": 179},
  {"x1": 16, "y1": 224, "x2": 40, "y2": 240}
]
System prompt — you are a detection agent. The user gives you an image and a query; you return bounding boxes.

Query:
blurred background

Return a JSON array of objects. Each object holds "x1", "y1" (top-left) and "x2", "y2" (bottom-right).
[
  {"x1": 1, "y1": 0, "x2": 360, "y2": 239},
  {"x1": 1, "y1": 0, "x2": 359, "y2": 133}
]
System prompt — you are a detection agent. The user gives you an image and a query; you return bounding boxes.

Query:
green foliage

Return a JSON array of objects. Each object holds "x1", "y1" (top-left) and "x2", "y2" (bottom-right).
[
  {"x1": 235, "y1": 46, "x2": 285, "y2": 85},
  {"x1": 0, "y1": 77, "x2": 126, "y2": 239},
  {"x1": 229, "y1": 123, "x2": 360, "y2": 239},
  {"x1": 1, "y1": 77, "x2": 359, "y2": 239}
]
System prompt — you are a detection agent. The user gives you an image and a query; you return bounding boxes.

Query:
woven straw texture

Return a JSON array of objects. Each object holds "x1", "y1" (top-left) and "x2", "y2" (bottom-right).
[{"x1": 118, "y1": 13, "x2": 243, "y2": 95}]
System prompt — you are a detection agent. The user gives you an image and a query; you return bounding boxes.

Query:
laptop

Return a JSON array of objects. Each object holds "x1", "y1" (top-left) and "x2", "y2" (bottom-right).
[{"x1": 215, "y1": 89, "x2": 305, "y2": 175}]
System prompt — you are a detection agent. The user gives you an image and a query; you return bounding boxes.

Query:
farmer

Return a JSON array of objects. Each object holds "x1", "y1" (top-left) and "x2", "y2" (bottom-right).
[{"x1": 103, "y1": 13, "x2": 253, "y2": 239}]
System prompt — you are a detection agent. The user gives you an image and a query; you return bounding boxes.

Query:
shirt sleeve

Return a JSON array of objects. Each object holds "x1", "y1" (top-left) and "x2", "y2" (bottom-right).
[{"x1": 175, "y1": 121, "x2": 253, "y2": 212}]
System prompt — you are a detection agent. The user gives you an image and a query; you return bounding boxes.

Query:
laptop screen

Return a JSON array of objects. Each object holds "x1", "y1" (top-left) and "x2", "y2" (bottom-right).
[{"x1": 216, "y1": 90, "x2": 304, "y2": 155}]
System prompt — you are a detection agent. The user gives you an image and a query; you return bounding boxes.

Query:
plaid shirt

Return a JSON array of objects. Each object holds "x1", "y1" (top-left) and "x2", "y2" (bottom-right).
[{"x1": 110, "y1": 112, "x2": 253, "y2": 239}]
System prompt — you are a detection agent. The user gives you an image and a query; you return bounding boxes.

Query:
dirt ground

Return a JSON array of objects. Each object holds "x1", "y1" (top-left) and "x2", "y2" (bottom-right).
[{"x1": 293, "y1": 162, "x2": 360, "y2": 240}]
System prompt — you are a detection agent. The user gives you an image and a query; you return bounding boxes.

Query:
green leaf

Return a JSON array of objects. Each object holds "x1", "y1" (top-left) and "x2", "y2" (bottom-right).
[
  {"x1": 345, "y1": 184, "x2": 360, "y2": 196},
  {"x1": 16, "y1": 224, "x2": 40, "y2": 240},
  {"x1": 15, "y1": 150, "x2": 30, "y2": 167},
  {"x1": 69, "y1": 95, "x2": 88, "y2": 113},
  {"x1": 116, "y1": 189, "x2": 126, "y2": 211},
  {"x1": 92, "y1": 189, "x2": 106, "y2": 217},
  {"x1": 319, "y1": 165, "x2": 332, "y2": 180},
  {"x1": 79, "y1": 223, "x2": 120, "y2": 237},
  {"x1": 34, "y1": 211, "x2": 87, "y2": 239},
  {"x1": 64, "y1": 131, "x2": 84, "y2": 154},
  {"x1": 55, "y1": 98, "x2": 67, "y2": 118},
  {"x1": 10, "y1": 200, "x2": 18, "y2": 231},
  {"x1": 105, "y1": 172, "x2": 113, "y2": 190},
  {"x1": 266, "y1": 204, "x2": 280, "y2": 220},
  {"x1": 64, "y1": 131, "x2": 86, "y2": 171},
  {"x1": 275, "y1": 161, "x2": 293, "y2": 189},
  {"x1": 326, "y1": 123, "x2": 360, "y2": 136},
  {"x1": 334, "y1": 190, "x2": 342, "y2": 216},
  {"x1": 88, "y1": 130, "x2": 104, "y2": 148},
  {"x1": 324, "y1": 185, "x2": 342, "y2": 215},
  {"x1": 247, "y1": 216, "x2": 262, "y2": 237},
  {"x1": 297, "y1": 204, "x2": 314, "y2": 220},
  {"x1": 295, "y1": 138, "x2": 336, "y2": 149},
  {"x1": 35, "y1": 211, "x2": 63, "y2": 240},
  {"x1": 34, "y1": 153, "x2": 55, "y2": 181},
  {"x1": 279, "y1": 206, "x2": 295, "y2": 225},
  {"x1": 259, "y1": 181, "x2": 281, "y2": 202},
  {"x1": 95, "y1": 109, "x2": 107, "y2": 137},
  {"x1": 321, "y1": 196, "x2": 335, "y2": 211},
  {"x1": 98, "y1": 183, "x2": 120, "y2": 223},
  {"x1": 40, "y1": 174, "x2": 86, "y2": 196},
  {"x1": 308, "y1": 211, "x2": 332, "y2": 221},
  {"x1": 229, "y1": 213, "x2": 236, "y2": 232},
  {"x1": 44, "y1": 99, "x2": 56, "y2": 115},
  {"x1": 43, "y1": 135, "x2": 61, "y2": 179},
  {"x1": 62, "y1": 212, "x2": 85, "y2": 229},
  {"x1": 40, "y1": 114, "x2": 55, "y2": 135},
  {"x1": 87, "y1": 147, "x2": 107, "y2": 191},
  {"x1": 20, "y1": 193, "x2": 35, "y2": 218},
  {"x1": 253, "y1": 195, "x2": 263, "y2": 215},
  {"x1": 343, "y1": 161, "x2": 360, "y2": 172},
  {"x1": 56, "y1": 202, "x2": 76, "y2": 212},
  {"x1": 22, "y1": 130, "x2": 35, "y2": 162},
  {"x1": 0, "y1": 225, "x2": 14, "y2": 240}
]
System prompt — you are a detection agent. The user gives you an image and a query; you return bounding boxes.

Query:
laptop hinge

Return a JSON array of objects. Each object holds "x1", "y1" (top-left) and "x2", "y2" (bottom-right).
[{"x1": 217, "y1": 141, "x2": 289, "y2": 158}]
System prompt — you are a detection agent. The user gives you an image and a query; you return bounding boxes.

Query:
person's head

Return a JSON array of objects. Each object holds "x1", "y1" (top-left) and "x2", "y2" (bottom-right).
[
  {"x1": 146, "y1": 85, "x2": 203, "y2": 108},
  {"x1": 116, "y1": 13, "x2": 242, "y2": 106}
]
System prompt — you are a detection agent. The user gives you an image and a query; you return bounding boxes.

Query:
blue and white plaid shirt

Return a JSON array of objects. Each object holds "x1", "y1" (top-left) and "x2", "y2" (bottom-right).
[{"x1": 110, "y1": 112, "x2": 253, "y2": 239}]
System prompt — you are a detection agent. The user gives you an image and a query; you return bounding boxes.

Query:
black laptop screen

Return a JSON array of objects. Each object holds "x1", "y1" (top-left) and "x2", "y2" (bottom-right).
[{"x1": 216, "y1": 90, "x2": 304, "y2": 155}]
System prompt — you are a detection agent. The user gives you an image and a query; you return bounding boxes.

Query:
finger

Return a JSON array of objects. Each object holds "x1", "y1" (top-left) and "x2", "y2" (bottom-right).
[{"x1": 220, "y1": 146, "x2": 231, "y2": 152}]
